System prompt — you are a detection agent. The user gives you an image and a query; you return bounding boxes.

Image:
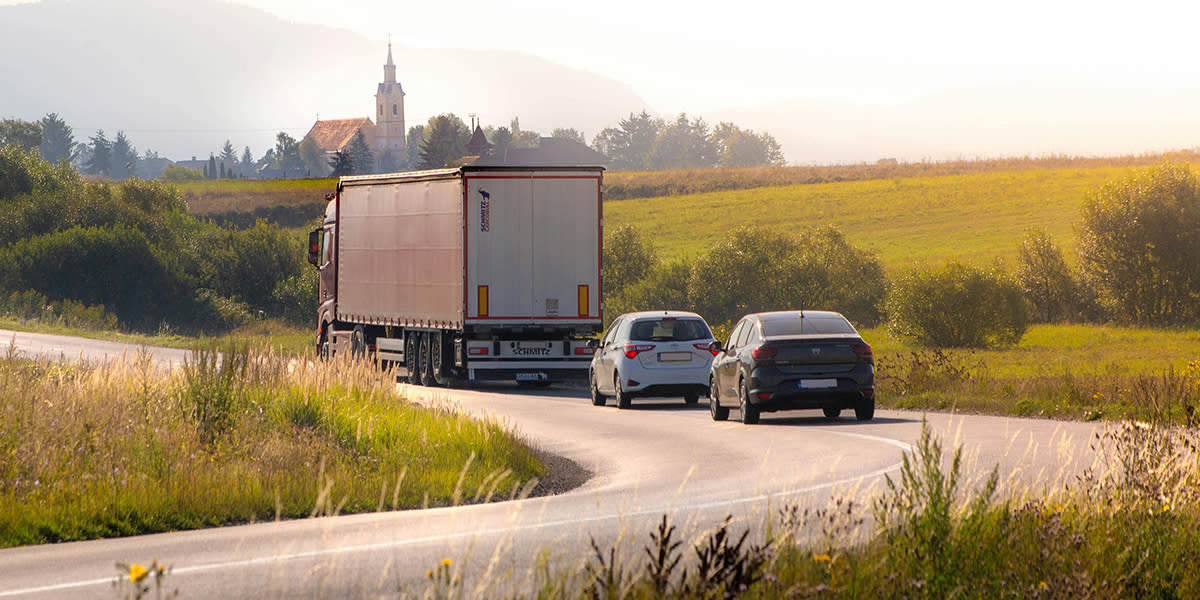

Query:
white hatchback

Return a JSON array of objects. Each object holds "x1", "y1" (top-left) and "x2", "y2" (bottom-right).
[{"x1": 588, "y1": 311, "x2": 717, "y2": 409}]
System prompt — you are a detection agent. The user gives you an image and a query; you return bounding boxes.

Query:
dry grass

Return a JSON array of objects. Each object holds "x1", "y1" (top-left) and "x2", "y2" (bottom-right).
[
  {"x1": 177, "y1": 178, "x2": 335, "y2": 215},
  {"x1": 0, "y1": 347, "x2": 543, "y2": 547}
]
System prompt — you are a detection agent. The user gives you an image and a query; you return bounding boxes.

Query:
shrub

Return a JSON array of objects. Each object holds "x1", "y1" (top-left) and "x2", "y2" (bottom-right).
[
  {"x1": 604, "y1": 258, "x2": 692, "y2": 322},
  {"x1": 602, "y1": 224, "x2": 658, "y2": 299},
  {"x1": 0, "y1": 225, "x2": 190, "y2": 329},
  {"x1": 886, "y1": 261, "x2": 1028, "y2": 348},
  {"x1": 192, "y1": 222, "x2": 306, "y2": 312},
  {"x1": 1015, "y1": 227, "x2": 1082, "y2": 323},
  {"x1": 271, "y1": 270, "x2": 318, "y2": 327},
  {"x1": 1078, "y1": 162, "x2": 1200, "y2": 326},
  {"x1": 160, "y1": 164, "x2": 203, "y2": 181},
  {"x1": 688, "y1": 225, "x2": 886, "y2": 327}
]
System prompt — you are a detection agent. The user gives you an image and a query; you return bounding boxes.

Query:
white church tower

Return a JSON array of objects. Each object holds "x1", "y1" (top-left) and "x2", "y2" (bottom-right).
[{"x1": 375, "y1": 38, "x2": 406, "y2": 169}]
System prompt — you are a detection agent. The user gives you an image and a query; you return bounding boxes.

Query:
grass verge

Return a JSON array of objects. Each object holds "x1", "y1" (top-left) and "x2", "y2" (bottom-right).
[
  {"x1": 0, "y1": 317, "x2": 314, "y2": 356},
  {"x1": 0, "y1": 347, "x2": 543, "y2": 548}
]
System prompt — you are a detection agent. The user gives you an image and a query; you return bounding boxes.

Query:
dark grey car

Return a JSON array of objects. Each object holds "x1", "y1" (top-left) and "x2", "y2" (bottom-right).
[{"x1": 708, "y1": 310, "x2": 875, "y2": 424}]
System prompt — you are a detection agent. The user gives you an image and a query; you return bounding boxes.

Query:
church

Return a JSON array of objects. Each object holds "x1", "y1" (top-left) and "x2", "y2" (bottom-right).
[{"x1": 300, "y1": 41, "x2": 406, "y2": 175}]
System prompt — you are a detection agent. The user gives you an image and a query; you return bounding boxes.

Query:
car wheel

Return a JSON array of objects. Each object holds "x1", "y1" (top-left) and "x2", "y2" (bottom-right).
[
  {"x1": 615, "y1": 373, "x2": 632, "y2": 409},
  {"x1": 855, "y1": 399, "x2": 875, "y2": 421},
  {"x1": 823, "y1": 407, "x2": 841, "y2": 419},
  {"x1": 739, "y1": 379, "x2": 759, "y2": 425},
  {"x1": 405, "y1": 333, "x2": 423, "y2": 385},
  {"x1": 590, "y1": 370, "x2": 606, "y2": 406},
  {"x1": 709, "y1": 377, "x2": 729, "y2": 421},
  {"x1": 684, "y1": 392, "x2": 700, "y2": 405}
]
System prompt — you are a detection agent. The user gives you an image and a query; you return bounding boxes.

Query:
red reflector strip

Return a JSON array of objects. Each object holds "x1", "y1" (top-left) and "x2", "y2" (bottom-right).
[
  {"x1": 574, "y1": 347, "x2": 593, "y2": 355},
  {"x1": 757, "y1": 392, "x2": 773, "y2": 400},
  {"x1": 468, "y1": 347, "x2": 488, "y2": 356}
]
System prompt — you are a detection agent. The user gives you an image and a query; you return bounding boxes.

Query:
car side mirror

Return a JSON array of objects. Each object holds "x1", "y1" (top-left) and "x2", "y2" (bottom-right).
[{"x1": 708, "y1": 340, "x2": 723, "y2": 354}]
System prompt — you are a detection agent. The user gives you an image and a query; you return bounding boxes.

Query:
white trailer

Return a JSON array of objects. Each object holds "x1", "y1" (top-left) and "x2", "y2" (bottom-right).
[{"x1": 308, "y1": 166, "x2": 604, "y2": 385}]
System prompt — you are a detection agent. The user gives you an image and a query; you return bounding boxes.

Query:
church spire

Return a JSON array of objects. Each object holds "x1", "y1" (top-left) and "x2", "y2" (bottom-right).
[{"x1": 383, "y1": 34, "x2": 396, "y2": 83}]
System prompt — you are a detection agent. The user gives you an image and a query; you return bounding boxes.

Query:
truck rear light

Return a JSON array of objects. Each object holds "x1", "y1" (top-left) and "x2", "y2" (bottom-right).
[
  {"x1": 623, "y1": 344, "x2": 655, "y2": 359},
  {"x1": 478, "y1": 285, "x2": 489, "y2": 317},
  {"x1": 695, "y1": 343, "x2": 718, "y2": 356},
  {"x1": 752, "y1": 345, "x2": 777, "y2": 361},
  {"x1": 575, "y1": 347, "x2": 594, "y2": 355},
  {"x1": 469, "y1": 347, "x2": 489, "y2": 356}
]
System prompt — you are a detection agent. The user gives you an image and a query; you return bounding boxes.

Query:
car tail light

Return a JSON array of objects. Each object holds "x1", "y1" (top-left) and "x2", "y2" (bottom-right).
[
  {"x1": 757, "y1": 392, "x2": 774, "y2": 400},
  {"x1": 695, "y1": 343, "x2": 718, "y2": 356},
  {"x1": 863, "y1": 388, "x2": 874, "y2": 397},
  {"x1": 853, "y1": 343, "x2": 873, "y2": 361},
  {"x1": 752, "y1": 345, "x2": 777, "y2": 361},
  {"x1": 623, "y1": 344, "x2": 655, "y2": 359}
]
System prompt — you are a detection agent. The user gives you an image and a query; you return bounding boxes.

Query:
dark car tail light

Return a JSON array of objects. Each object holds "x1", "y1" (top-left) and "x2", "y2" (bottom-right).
[
  {"x1": 695, "y1": 343, "x2": 719, "y2": 356},
  {"x1": 752, "y1": 345, "x2": 777, "y2": 361},
  {"x1": 853, "y1": 343, "x2": 874, "y2": 361},
  {"x1": 623, "y1": 344, "x2": 655, "y2": 359}
]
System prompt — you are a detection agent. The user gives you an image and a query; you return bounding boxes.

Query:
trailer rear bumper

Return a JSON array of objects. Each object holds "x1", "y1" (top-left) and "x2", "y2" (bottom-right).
[{"x1": 467, "y1": 360, "x2": 590, "y2": 383}]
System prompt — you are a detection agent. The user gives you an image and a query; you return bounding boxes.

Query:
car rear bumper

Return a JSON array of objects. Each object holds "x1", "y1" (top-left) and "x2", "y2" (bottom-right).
[{"x1": 748, "y1": 369, "x2": 874, "y2": 413}]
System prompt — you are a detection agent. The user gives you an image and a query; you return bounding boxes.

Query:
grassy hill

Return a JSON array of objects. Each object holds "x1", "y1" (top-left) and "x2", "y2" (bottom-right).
[{"x1": 604, "y1": 165, "x2": 1172, "y2": 270}]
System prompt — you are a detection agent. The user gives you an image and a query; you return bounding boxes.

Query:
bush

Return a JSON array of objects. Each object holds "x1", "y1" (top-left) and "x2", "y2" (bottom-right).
[
  {"x1": 271, "y1": 270, "x2": 318, "y2": 327},
  {"x1": 886, "y1": 261, "x2": 1028, "y2": 348},
  {"x1": 1078, "y1": 162, "x2": 1200, "y2": 326},
  {"x1": 160, "y1": 164, "x2": 203, "y2": 181},
  {"x1": 602, "y1": 224, "x2": 658, "y2": 299},
  {"x1": 604, "y1": 258, "x2": 692, "y2": 322},
  {"x1": 192, "y1": 222, "x2": 306, "y2": 312},
  {"x1": 688, "y1": 225, "x2": 886, "y2": 327},
  {"x1": 1015, "y1": 227, "x2": 1084, "y2": 323},
  {"x1": 0, "y1": 225, "x2": 190, "y2": 329}
]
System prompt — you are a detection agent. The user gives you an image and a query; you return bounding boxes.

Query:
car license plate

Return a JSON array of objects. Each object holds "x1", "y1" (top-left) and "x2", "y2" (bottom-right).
[
  {"x1": 800, "y1": 379, "x2": 837, "y2": 389},
  {"x1": 658, "y1": 352, "x2": 691, "y2": 362}
]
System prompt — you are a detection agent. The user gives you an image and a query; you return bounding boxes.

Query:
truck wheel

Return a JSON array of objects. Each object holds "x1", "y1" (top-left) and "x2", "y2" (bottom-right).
[
  {"x1": 351, "y1": 325, "x2": 366, "y2": 359},
  {"x1": 430, "y1": 333, "x2": 449, "y2": 386},
  {"x1": 405, "y1": 333, "x2": 422, "y2": 385},
  {"x1": 419, "y1": 333, "x2": 436, "y2": 386},
  {"x1": 318, "y1": 328, "x2": 331, "y2": 361}
]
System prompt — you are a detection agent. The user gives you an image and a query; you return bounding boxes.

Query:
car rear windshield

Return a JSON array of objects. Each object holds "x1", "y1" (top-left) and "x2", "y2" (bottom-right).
[
  {"x1": 761, "y1": 314, "x2": 856, "y2": 337},
  {"x1": 629, "y1": 318, "x2": 711, "y2": 341}
]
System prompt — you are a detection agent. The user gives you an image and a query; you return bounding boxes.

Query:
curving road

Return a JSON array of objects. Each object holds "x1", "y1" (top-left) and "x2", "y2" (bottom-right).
[{"x1": 0, "y1": 333, "x2": 1105, "y2": 598}]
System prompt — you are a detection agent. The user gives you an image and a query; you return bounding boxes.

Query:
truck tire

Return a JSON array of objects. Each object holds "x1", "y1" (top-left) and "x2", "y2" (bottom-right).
[
  {"x1": 317, "y1": 328, "x2": 331, "y2": 361},
  {"x1": 419, "y1": 333, "x2": 436, "y2": 387},
  {"x1": 405, "y1": 333, "x2": 423, "y2": 385},
  {"x1": 351, "y1": 325, "x2": 366, "y2": 359},
  {"x1": 431, "y1": 333, "x2": 449, "y2": 386}
]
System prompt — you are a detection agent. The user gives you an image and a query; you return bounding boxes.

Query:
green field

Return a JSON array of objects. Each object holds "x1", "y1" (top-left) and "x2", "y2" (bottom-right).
[
  {"x1": 605, "y1": 166, "x2": 1143, "y2": 269},
  {"x1": 176, "y1": 178, "x2": 335, "y2": 215}
]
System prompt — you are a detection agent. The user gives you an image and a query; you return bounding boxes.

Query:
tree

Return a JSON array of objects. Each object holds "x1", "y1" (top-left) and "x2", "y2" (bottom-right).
[
  {"x1": 648, "y1": 113, "x2": 717, "y2": 170},
  {"x1": 273, "y1": 132, "x2": 302, "y2": 176},
  {"x1": 404, "y1": 125, "x2": 424, "y2": 170},
  {"x1": 0, "y1": 119, "x2": 42, "y2": 152},
  {"x1": 1015, "y1": 228, "x2": 1082, "y2": 323},
  {"x1": 161, "y1": 164, "x2": 203, "y2": 181},
  {"x1": 110, "y1": 131, "x2": 137, "y2": 179},
  {"x1": 1078, "y1": 162, "x2": 1200, "y2": 326},
  {"x1": 602, "y1": 224, "x2": 658, "y2": 300},
  {"x1": 551, "y1": 128, "x2": 586, "y2": 145},
  {"x1": 711, "y1": 122, "x2": 786, "y2": 168},
  {"x1": 207, "y1": 154, "x2": 217, "y2": 180},
  {"x1": 488, "y1": 126, "x2": 514, "y2": 160},
  {"x1": 328, "y1": 150, "x2": 353, "y2": 177},
  {"x1": 591, "y1": 111, "x2": 661, "y2": 171},
  {"x1": 299, "y1": 137, "x2": 325, "y2": 176},
  {"x1": 886, "y1": 261, "x2": 1028, "y2": 348},
  {"x1": 345, "y1": 130, "x2": 373, "y2": 175},
  {"x1": 417, "y1": 114, "x2": 469, "y2": 169},
  {"x1": 509, "y1": 117, "x2": 539, "y2": 148},
  {"x1": 38, "y1": 113, "x2": 75, "y2": 164},
  {"x1": 86, "y1": 130, "x2": 112, "y2": 176},
  {"x1": 240, "y1": 146, "x2": 253, "y2": 172},
  {"x1": 219, "y1": 139, "x2": 237, "y2": 162}
]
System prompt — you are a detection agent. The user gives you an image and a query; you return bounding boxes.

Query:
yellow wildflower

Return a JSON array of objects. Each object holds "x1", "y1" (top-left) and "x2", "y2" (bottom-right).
[
  {"x1": 425, "y1": 569, "x2": 433, "y2": 579},
  {"x1": 129, "y1": 564, "x2": 148, "y2": 583},
  {"x1": 812, "y1": 553, "x2": 831, "y2": 564},
  {"x1": 441, "y1": 558, "x2": 453, "y2": 567},
  {"x1": 1038, "y1": 581, "x2": 1048, "y2": 590}
]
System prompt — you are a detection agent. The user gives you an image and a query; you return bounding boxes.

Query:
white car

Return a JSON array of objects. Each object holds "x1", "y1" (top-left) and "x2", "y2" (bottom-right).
[{"x1": 588, "y1": 311, "x2": 717, "y2": 408}]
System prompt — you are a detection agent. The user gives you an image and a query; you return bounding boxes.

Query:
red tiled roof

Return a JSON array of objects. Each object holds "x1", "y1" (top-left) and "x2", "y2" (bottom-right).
[{"x1": 302, "y1": 118, "x2": 375, "y2": 152}]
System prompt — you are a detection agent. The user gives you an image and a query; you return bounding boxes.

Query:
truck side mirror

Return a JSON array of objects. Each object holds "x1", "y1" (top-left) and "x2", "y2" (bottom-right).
[
  {"x1": 708, "y1": 340, "x2": 723, "y2": 354},
  {"x1": 307, "y1": 229, "x2": 321, "y2": 267}
]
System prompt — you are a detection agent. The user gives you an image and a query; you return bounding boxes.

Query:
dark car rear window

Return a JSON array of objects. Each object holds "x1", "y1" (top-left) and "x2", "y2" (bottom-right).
[
  {"x1": 761, "y1": 314, "x2": 855, "y2": 337},
  {"x1": 629, "y1": 318, "x2": 711, "y2": 341}
]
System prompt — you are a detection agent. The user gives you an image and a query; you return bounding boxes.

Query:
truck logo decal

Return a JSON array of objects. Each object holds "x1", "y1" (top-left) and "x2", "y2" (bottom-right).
[
  {"x1": 510, "y1": 342, "x2": 550, "y2": 356},
  {"x1": 478, "y1": 189, "x2": 490, "y2": 232}
]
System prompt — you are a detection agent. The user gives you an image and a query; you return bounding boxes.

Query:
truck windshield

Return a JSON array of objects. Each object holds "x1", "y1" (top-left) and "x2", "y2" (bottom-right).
[{"x1": 629, "y1": 318, "x2": 711, "y2": 342}]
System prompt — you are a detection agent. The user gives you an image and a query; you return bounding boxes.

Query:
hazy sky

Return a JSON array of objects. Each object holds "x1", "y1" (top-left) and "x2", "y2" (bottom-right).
[{"x1": 212, "y1": 0, "x2": 1199, "y2": 113}]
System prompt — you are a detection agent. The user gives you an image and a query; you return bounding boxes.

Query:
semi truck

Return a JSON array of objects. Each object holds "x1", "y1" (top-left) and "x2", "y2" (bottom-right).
[{"x1": 307, "y1": 165, "x2": 604, "y2": 386}]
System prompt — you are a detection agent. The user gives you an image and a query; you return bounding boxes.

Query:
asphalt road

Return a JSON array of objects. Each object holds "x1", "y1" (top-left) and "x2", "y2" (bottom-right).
[{"x1": 0, "y1": 334, "x2": 1106, "y2": 598}]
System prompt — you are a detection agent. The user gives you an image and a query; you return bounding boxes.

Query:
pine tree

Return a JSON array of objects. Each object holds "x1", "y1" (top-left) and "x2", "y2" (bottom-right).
[
  {"x1": 38, "y1": 113, "x2": 75, "y2": 164},
  {"x1": 110, "y1": 131, "x2": 137, "y2": 179},
  {"x1": 346, "y1": 130, "x2": 374, "y2": 175},
  {"x1": 208, "y1": 154, "x2": 217, "y2": 180},
  {"x1": 86, "y1": 130, "x2": 112, "y2": 176}
]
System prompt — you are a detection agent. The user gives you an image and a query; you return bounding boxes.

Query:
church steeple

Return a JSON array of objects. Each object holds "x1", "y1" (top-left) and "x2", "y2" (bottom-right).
[{"x1": 383, "y1": 35, "x2": 396, "y2": 83}]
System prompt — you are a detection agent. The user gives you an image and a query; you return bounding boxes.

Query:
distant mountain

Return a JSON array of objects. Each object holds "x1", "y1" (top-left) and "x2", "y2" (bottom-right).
[
  {"x1": 711, "y1": 80, "x2": 1200, "y2": 164},
  {"x1": 0, "y1": 0, "x2": 652, "y2": 161}
]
